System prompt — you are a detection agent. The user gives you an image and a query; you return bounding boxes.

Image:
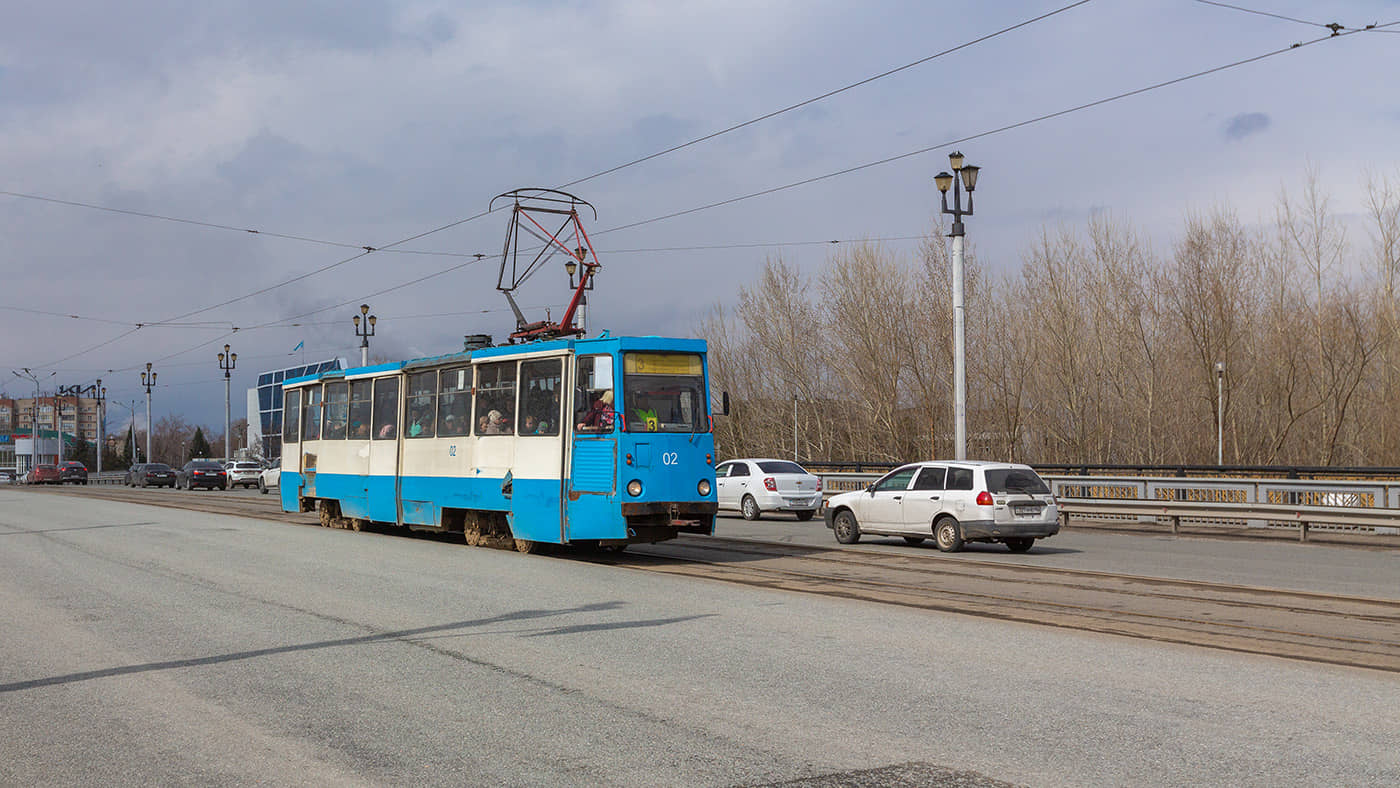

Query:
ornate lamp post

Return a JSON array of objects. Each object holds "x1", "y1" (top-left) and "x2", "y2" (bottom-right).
[
  {"x1": 353, "y1": 304, "x2": 377, "y2": 367},
  {"x1": 219, "y1": 345, "x2": 237, "y2": 461},
  {"x1": 140, "y1": 363, "x2": 157, "y2": 463},
  {"x1": 934, "y1": 152, "x2": 980, "y2": 460}
]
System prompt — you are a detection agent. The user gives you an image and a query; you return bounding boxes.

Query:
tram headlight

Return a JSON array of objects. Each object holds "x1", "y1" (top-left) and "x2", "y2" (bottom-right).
[
  {"x1": 627, "y1": 479, "x2": 643, "y2": 496},
  {"x1": 697, "y1": 479, "x2": 711, "y2": 496}
]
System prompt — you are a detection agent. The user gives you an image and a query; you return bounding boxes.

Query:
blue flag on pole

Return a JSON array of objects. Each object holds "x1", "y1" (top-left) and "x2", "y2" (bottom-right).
[{"x1": 292, "y1": 341, "x2": 304, "y2": 353}]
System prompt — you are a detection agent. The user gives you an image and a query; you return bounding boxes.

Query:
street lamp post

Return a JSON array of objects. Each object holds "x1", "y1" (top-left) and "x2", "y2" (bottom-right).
[
  {"x1": 353, "y1": 304, "x2": 377, "y2": 367},
  {"x1": 140, "y1": 363, "x2": 157, "y2": 463},
  {"x1": 219, "y1": 345, "x2": 237, "y2": 461},
  {"x1": 1215, "y1": 361, "x2": 1225, "y2": 465},
  {"x1": 94, "y1": 379, "x2": 104, "y2": 476},
  {"x1": 13, "y1": 368, "x2": 54, "y2": 467},
  {"x1": 934, "y1": 151, "x2": 981, "y2": 461}
]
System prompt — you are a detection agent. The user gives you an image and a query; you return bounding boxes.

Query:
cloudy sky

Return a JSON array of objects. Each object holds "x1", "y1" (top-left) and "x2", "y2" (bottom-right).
[{"x1": 2, "y1": 0, "x2": 1397, "y2": 434}]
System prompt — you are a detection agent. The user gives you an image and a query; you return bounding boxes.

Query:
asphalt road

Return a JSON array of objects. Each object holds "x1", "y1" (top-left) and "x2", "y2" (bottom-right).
[{"x1": 2, "y1": 490, "x2": 1398, "y2": 786}]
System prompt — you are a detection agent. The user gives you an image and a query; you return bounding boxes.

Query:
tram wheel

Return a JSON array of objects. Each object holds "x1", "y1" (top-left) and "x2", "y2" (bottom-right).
[{"x1": 513, "y1": 538, "x2": 538, "y2": 554}]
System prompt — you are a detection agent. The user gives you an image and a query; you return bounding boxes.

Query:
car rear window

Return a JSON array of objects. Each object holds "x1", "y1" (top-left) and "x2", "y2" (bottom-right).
[
  {"x1": 191, "y1": 462, "x2": 223, "y2": 469},
  {"x1": 234, "y1": 463, "x2": 260, "y2": 470},
  {"x1": 756, "y1": 461, "x2": 807, "y2": 474},
  {"x1": 985, "y1": 468, "x2": 1050, "y2": 495}
]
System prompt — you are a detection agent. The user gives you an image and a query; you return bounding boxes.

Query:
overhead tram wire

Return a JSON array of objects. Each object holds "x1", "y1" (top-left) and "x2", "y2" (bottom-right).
[
  {"x1": 5, "y1": 2, "x2": 1094, "y2": 343},
  {"x1": 232, "y1": 27, "x2": 1386, "y2": 337},
  {"x1": 592, "y1": 26, "x2": 1391, "y2": 238},
  {"x1": 556, "y1": 0, "x2": 1095, "y2": 190},
  {"x1": 1193, "y1": 0, "x2": 1340, "y2": 30}
]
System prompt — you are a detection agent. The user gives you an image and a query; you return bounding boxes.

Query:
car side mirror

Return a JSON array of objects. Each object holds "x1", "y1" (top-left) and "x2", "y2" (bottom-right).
[{"x1": 867, "y1": 484, "x2": 876, "y2": 496}]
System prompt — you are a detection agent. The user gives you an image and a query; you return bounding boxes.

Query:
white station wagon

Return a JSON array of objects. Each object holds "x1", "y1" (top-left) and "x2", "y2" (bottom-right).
[{"x1": 824, "y1": 461, "x2": 1059, "y2": 552}]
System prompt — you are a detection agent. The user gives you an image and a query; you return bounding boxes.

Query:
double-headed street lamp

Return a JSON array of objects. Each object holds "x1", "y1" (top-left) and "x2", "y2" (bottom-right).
[
  {"x1": 219, "y1": 345, "x2": 237, "y2": 461},
  {"x1": 353, "y1": 304, "x2": 377, "y2": 367},
  {"x1": 934, "y1": 151, "x2": 981, "y2": 461},
  {"x1": 140, "y1": 363, "x2": 157, "y2": 463}
]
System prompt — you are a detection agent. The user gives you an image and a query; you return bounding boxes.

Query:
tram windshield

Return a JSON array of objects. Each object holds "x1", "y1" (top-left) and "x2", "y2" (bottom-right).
[{"x1": 621, "y1": 353, "x2": 708, "y2": 433}]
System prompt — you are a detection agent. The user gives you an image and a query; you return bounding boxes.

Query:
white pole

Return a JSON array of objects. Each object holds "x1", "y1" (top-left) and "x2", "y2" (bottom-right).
[
  {"x1": 145, "y1": 387, "x2": 152, "y2": 463},
  {"x1": 952, "y1": 233, "x2": 967, "y2": 461},
  {"x1": 225, "y1": 374, "x2": 232, "y2": 462},
  {"x1": 1216, "y1": 366, "x2": 1224, "y2": 465}
]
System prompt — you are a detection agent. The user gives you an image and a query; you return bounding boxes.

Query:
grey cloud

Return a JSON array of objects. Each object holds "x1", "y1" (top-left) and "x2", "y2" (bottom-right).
[{"x1": 1225, "y1": 113, "x2": 1271, "y2": 141}]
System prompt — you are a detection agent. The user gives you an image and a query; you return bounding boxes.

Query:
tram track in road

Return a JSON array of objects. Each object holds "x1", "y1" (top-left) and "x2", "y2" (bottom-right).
[
  {"x1": 606, "y1": 536, "x2": 1400, "y2": 673},
  {"x1": 27, "y1": 485, "x2": 1400, "y2": 672}
]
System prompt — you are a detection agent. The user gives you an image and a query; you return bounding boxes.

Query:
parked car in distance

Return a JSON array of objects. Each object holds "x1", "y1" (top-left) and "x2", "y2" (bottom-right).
[
  {"x1": 259, "y1": 458, "x2": 281, "y2": 495},
  {"x1": 715, "y1": 458, "x2": 823, "y2": 521},
  {"x1": 824, "y1": 461, "x2": 1059, "y2": 553},
  {"x1": 177, "y1": 460, "x2": 228, "y2": 490},
  {"x1": 0, "y1": 468, "x2": 16, "y2": 483},
  {"x1": 127, "y1": 462, "x2": 176, "y2": 488},
  {"x1": 58, "y1": 461, "x2": 88, "y2": 485},
  {"x1": 226, "y1": 461, "x2": 262, "y2": 489},
  {"x1": 27, "y1": 464, "x2": 61, "y2": 485}
]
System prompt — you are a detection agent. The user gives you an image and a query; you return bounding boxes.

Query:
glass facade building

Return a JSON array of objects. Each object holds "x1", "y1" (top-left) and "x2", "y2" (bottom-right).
[{"x1": 247, "y1": 358, "x2": 346, "y2": 459}]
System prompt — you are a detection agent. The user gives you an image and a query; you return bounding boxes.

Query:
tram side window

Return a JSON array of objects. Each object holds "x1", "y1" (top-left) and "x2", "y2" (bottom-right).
[
  {"x1": 348, "y1": 380, "x2": 372, "y2": 439},
  {"x1": 324, "y1": 381, "x2": 349, "y2": 440},
  {"x1": 575, "y1": 355, "x2": 614, "y2": 433},
  {"x1": 406, "y1": 371, "x2": 437, "y2": 439},
  {"x1": 302, "y1": 386, "x2": 323, "y2": 441},
  {"x1": 519, "y1": 359, "x2": 561, "y2": 436},
  {"x1": 475, "y1": 361, "x2": 516, "y2": 435},
  {"x1": 437, "y1": 367, "x2": 471, "y2": 437},
  {"x1": 283, "y1": 389, "x2": 301, "y2": 444},
  {"x1": 373, "y1": 377, "x2": 399, "y2": 440}
]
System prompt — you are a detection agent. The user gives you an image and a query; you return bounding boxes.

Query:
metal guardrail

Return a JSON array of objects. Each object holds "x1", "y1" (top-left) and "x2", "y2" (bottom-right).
[{"x1": 812, "y1": 471, "x2": 1400, "y2": 542}]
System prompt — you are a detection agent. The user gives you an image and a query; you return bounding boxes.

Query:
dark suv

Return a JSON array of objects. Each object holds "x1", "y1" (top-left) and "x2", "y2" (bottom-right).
[
  {"x1": 177, "y1": 460, "x2": 227, "y2": 490},
  {"x1": 58, "y1": 461, "x2": 88, "y2": 485},
  {"x1": 127, "y1": 462, "x2": 176, "y2": 488}
]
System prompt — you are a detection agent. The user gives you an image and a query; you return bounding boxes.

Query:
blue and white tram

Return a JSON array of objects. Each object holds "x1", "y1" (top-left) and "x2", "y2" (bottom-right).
[{"x1": 277, "y1": 335, "x2": 719, "y2": 551}]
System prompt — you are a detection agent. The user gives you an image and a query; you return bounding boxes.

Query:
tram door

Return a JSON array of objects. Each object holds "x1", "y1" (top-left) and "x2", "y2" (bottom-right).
[
  {"x1": 366, "y1": 376, "x2": 401, "y2": 523},
  {"x1": 509, "y1": 358, "x2": 567, "y2": 543},
  {"x1": 566, "y1": 354, "x2": 617, "y2": 541},
  {"x1": 341, "y1": 379, "x2": 373, "y2": 517},
  {"x1": 299, "y1": 385, "x2": 323, "y2": 498}
]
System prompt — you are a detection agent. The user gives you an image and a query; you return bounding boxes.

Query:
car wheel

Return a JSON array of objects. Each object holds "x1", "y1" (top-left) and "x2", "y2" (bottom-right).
[
  {"x1": 902, "y1": 536, "x2": 926, "y2": 545},
  {"x1": 259, "y1": 478, "x2": 268, "y2": 494},
  {"x1": 832, "y1": 510, "x2": 861, "y2": 544},
  {"x1": 795, "y1": 510, "x2": 816, "y2": 521},
  {"x1": 741, "y1": 495, "x2": 761, "y2": 521},
  {"x1": 935, "y1": 517, "x2": 964, "y2": 552},
  {"x1": 1005, "y1": 537, "x2": 1035, "y2": 553}
]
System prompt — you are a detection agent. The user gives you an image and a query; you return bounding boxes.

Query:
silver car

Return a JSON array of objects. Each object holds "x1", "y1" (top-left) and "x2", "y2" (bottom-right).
[
  {"x1": 823, "y1": 461, "x2": 1059, "y2": 552},
  {"x1": 715, "y1": 458, "x2": 823, "y2": 521}
]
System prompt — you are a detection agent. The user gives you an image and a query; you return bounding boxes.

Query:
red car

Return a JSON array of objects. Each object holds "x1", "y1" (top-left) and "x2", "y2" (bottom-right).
[{"x1": 26, "y1": 464, "x2": 60, "y2": 484}]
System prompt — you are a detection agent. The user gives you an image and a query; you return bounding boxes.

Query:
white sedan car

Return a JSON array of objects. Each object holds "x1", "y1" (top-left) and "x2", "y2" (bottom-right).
[
  {"x1": 715, "y1": 458, "x2": 823, "y2": 521},
  {"x1": 824, "y1": 461, "x2": 1059, "y2": 552},
  {"x1": 258, "y1": 459, "x2": 281, "y2": 495}
]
